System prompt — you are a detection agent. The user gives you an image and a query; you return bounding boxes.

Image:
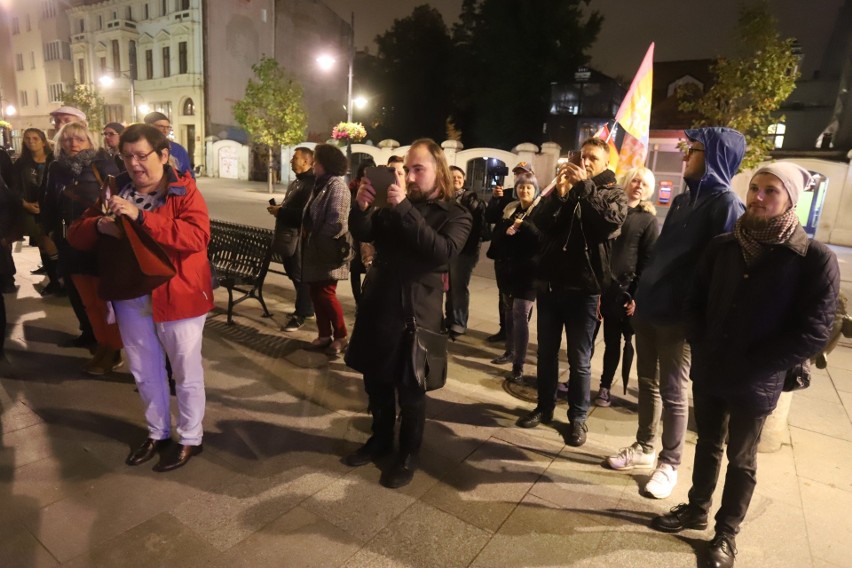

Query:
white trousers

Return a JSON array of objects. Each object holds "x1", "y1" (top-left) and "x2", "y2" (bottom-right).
[{"x1": 113, "y1": 295, "x2": 207, "y2": 445}]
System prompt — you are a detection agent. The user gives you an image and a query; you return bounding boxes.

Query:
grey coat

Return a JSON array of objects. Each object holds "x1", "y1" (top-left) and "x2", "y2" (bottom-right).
[{"x1": 301, "y1": 176, "x2": 351, "y2": 282}]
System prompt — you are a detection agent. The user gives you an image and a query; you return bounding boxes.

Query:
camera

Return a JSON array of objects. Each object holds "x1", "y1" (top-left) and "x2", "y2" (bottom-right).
[{"x1": 487, "y1": 165, "x2": 509, "y2": 191}]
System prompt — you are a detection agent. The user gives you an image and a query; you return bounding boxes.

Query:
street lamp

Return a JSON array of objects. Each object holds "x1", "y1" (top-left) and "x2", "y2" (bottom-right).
[
  {"x1": 316, "y1": 12, "x2": 356, "y2": 122},
  {"x1": 99, "y1": 74, "x2": 137, "y2": 122}
]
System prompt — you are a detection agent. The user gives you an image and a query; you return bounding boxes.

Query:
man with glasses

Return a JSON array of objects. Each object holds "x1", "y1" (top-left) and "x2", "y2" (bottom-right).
[
  {"x1": 143, "y1": 112, "x2": 193, "y2": 177},
  {"x1": 605, "y1": 128, "x2": 746, "y2": 501}
]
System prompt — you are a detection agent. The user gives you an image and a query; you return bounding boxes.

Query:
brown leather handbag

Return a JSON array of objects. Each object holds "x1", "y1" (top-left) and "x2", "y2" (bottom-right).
[{"x1": 95, "y1": 174, "x2": 176, "y2": 301}]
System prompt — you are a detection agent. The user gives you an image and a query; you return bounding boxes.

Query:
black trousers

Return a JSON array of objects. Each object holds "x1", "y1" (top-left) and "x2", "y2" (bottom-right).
[
  {"x1": 688, "y1": 393, "x2": 767, "y2": 536},
  {"x1": 363, "y1": 371, "x2": 426, "y2": 455}
]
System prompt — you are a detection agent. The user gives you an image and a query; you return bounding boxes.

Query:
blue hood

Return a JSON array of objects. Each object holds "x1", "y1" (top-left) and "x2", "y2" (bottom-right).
[{"x1": 684, "y1": 127, "x2": 746, "y2": 198}]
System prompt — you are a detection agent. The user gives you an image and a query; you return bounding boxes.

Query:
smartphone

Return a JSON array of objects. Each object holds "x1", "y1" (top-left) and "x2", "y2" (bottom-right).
[
  {"x1": 567, "y1": 150, "x2": 582, "y2": 166},
  {"x1": 268, "y1": 198, "x2": 276, "y2": 206},
  {"x1": 365, "y1": 166, "x2": 396, "y2": 208}
]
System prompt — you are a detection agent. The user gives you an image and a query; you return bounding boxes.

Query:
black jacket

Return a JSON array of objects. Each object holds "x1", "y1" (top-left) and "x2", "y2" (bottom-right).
[
  {"x1": 687, "y1": 227, "x2": 839, "y2": 416},
  {"x1": 345, "y1": 197, "x2": 472, "y2": 379},
  {"x1": 272, "y1": 170, "x2": 315, "y2": 258},
  {"x1": 531, "y1": 169, "x2": 627, "y2": 294},
  {"x1": 485, "y1": 198, "x2": 541, "y2": 300},
  {"x1": 454, "y1": 189, "x2": 487, "y2": 256}
]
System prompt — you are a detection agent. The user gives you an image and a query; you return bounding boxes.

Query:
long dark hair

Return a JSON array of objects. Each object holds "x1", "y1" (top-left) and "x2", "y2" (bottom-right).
[{"x1": 17, "y1": 128, "x2": 53, "y2": 164}]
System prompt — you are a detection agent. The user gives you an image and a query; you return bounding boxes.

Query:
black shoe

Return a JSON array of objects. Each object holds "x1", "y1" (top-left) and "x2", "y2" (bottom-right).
[
  {"x1": 380, "y1": 454, "x2": 416, "y2": 489},
  {"x1": 153, "y1": 444, "x2": 203, "y2": 472},
  {"x1": 517, "y1": 408, "x2": 553, "y2": 429},
  {"x1": 39, "y1": 281, "x2": 66, "y2": 297},
  {"x1": 344, "y1": 437, "x2": 393, "y2": 467},
  {"x1": 126, "y1": 438, "x2": 171, "y2": 466},
  {"x1": 566, "y1": 420, "x2": 588, "y2": 447},
  {"x1": 485, "y1": 330, "x2": 506, "y2": 343},
  {"x1": 490, "y1": 352, "x2": 514, "y2": 365},
  {"x1": 31, "y1": 265, "x2": 47, "y2": 275},
  {"x1": 62, "y1": 333, "x2": 97, "y2": 349},
  {"x1": 507, "y1": 369, "x2": 523, "y2": 383},
  {"x1": 448, "y1": 330, "x2": 462, "y2": 341},
  {"x1": 704, "y1": 533, "x2": 737, "y2": 568},
  {"x1": 2, "y1": 283, "x2": 18, "y2": 294},
  {"x1": 652, "y1": 503, "x2": 709, "y2": 533},
  {"x1": 282, "y1": 315, "x2": 305, "y2": 332}
]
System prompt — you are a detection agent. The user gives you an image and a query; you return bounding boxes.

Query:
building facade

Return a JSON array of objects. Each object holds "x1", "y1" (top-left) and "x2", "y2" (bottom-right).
[{"x1": 67, "y1": 0, "x2": 205, "y2": 166}]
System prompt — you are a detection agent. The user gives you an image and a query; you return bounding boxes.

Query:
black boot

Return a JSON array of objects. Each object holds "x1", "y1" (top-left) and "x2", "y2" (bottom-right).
[{"x1": 380, "y1": 453, "x2": 416, "y2": 488}]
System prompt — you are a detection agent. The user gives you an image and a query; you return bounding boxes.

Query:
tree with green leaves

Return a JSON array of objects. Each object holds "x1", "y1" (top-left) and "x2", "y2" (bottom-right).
[
  {"x1": 61, "y1": 83, "x2": 106, "y2": 133},
  {"x1": 678, "y1": 0, "x2": 799, "y2": 170},
  {"x1": 233, "y1": 56, "x2": 308, "y2": 193}
]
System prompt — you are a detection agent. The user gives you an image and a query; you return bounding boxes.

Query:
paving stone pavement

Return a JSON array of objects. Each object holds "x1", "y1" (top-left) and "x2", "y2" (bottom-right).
[{"x1": 1, "y1": 176, "x2": 851, "y2": 567}]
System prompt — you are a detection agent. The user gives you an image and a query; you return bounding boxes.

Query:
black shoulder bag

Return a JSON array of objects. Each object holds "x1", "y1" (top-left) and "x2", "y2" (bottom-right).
[{"x1": 402, "y1": 282, "x2": 448, "y2": 391}]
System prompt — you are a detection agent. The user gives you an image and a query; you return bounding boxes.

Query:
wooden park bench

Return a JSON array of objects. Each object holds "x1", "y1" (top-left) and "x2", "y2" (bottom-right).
[{"x1": 208, "y1": 219, "x2": 275, "y2": 324}]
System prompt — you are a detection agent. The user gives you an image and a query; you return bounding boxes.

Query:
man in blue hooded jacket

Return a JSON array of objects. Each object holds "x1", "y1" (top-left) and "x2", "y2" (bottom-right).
[{"x1": 606, "y1": 127, "x2": 746, "y2": 500}]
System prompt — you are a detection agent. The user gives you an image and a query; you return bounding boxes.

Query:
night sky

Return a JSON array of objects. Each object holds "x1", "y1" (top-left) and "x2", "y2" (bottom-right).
[{"x1": 323, "y1": 0, "x2": 843, "y2": 80}]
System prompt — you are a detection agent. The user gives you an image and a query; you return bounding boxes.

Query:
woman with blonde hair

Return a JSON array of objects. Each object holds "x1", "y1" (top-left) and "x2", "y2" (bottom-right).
[
  {"x1": 594, "y1": 166, "x2": 659, "y2": 407},
  {"x1": 42, "y1": 121, "x2": 123, "y2": 373}
]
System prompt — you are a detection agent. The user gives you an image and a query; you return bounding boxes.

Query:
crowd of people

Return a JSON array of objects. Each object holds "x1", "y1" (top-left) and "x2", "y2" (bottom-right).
[{"x1": 1, "y1": 108, "x2": 843, "y2": 567}]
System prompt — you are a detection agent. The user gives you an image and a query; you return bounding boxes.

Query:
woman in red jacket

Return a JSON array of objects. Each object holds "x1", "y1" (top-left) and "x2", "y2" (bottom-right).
[{"x1": 68, "y1": 124, "x2": 213, "y2": 472}]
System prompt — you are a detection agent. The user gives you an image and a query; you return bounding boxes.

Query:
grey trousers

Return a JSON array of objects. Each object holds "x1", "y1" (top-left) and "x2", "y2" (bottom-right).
[{"x1": 633, "y1": 318, "x2": 691, "y2": 467}]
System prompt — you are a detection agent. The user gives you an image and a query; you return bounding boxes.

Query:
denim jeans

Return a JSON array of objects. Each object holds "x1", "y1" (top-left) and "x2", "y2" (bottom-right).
[
  {"x1": 688, "y1": 393, "x2": 766, "y2": 536},
  {"x1": 446, "y1": 251, "x2": 479, "y2": 334},
  {"x1": 502, "y1": 293, "x2": 534, "y2": 373},
  {"x1": 633, "y1": 318, "x2": 691, "y2": 467},
  {"x1": 282, "y1": 254, "x2": 314, "y2": 318},
  {"x1": 536, "y1": 289, "x2": 599, "y2": 422}
]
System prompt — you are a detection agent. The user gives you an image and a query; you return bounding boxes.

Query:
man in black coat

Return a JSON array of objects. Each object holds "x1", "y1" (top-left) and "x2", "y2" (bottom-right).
[
  {"x1": 518, "y1": 137, "x2": 627, "y2": 447},
  {"x1": 267, "y1": 146, "x2": 316, "y2": 331},
  {"x1": 344, "y1": 138, "x2": 472, "y2": 489},
  {"x1": 652, "y1": 162, "x2": 840, "y2": 568}
]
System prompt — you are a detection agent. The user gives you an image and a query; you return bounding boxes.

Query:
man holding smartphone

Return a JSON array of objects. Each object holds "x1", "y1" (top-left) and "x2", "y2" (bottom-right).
[
  {"x1": 344, "y1": 139, "x2": 471, "y2": 489},
  {"x1": 519, "y1": 138, "x2": 627, "y2": 449},
  {"x1": 267, "y1": 146, "x2": 316, "y2": 331}
]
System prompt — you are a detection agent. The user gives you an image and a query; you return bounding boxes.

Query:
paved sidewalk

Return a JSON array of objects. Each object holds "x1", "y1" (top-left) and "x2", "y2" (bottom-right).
[{"x1": 1, "y1": 177, "x2": 851, "y2": 567}]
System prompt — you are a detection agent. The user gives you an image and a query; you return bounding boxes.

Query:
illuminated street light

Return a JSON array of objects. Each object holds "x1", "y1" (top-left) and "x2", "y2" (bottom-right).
[
  {"x1": 315, "y1": 12, "x2": 356, "y2": 123},
  {"x1": 99, "y1": 73, "x2": 137, "y2": 122},
  {"x1": 353, "y1": 96, "x2": 367, "y2": 110}
]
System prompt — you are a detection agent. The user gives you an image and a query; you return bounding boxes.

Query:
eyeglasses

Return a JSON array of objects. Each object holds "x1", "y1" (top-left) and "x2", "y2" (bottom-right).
[
  {"x1": 102, "y1": 131, "x2": 118, "y2": 137},
  {"x1": 685, "y1": 147, "x2": 705, "y2": 158},
  {"x1": 121, "y1": 149, "x2": 157, "y2": 163}
]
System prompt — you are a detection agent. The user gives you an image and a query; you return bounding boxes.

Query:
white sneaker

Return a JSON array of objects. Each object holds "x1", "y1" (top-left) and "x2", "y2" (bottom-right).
[
  {"x1": 644, "y1": 463, "x2": 678, "y2": 499},
  {"x1": 606, "y1": 442, "x2": 656, "y2": 471}
]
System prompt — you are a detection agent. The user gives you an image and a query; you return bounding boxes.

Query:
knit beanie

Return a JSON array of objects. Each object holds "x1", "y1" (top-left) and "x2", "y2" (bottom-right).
[{"x1": 751, "y1": 162, "x2": 812, "y2": 207}]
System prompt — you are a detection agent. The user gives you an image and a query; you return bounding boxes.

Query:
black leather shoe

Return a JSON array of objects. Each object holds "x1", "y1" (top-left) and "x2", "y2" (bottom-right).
[
  {"x1": 507, "y1": 369, "x2": 523, "y2": 383},
  {"x1": 153, "y1": 444, "x2": 203, "y2": 472},
  {"x1": 62, "y1": 333, "x2": 97, "y2": 349},
  {"x1": 704, "y1": 533, "x2": 737, "y2": 568},
  {"x1": 126, "y1": 438, "x2": 171, "y2": 466},
  {"x1": 344, "y1": 437, "x2": 393, "y2": 467},
  {"x1": 485, "y1": 331, "x2": 506, "y2": 343},
  {"x1": 652, "y1": 503, "x2": 709, "y2": 533},
  {"x1": 380, "y1": 454, "x2": 416, "y2": 489},
  {"x1": 517, "y1": 408, "x2": 553, "y2": 429},
  {"x1": 491, "y1": 352, "x2": 514, "y2": 365},
  {"x1": 31, "y1": 265, "x2": 47, "y2": 275},
  {"x1": 566, "y1": 420, "x2": 588, "y2": 447}
]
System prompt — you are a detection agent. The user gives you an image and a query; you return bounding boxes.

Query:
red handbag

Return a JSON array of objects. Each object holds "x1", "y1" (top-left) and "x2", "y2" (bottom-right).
[{"x1": 95, "y1": 174, "x2": 176, "y2": 301}]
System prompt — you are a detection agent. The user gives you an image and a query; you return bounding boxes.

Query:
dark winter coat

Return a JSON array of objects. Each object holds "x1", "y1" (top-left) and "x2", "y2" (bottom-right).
[
  {"x1": 687, "y1": 227, "x2": 839, "y2": 417},
  {"x1": 635, "y1": 127, "x2": 745, "y2": 325},
  {"x1": 455, "y1": 189, "x2": 487, "y2": 256},
  {"x1": 42, "y1": 149, "x2": 120, "y2": 275},
  {"x1": 531, "y1": 169, "x2": 627, "y2": 294},
  {"x1": 485, "y1": 198, "x2": 541, "y2": 300},
  {"x1": 345, "y1": 197, "x2": 472, "y2": 379},
  {"x1": 273, "y1": 170, "x2": 315, "y2": 258}
]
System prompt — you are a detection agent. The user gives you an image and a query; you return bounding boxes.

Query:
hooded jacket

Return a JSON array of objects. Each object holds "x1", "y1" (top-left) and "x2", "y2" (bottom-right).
[{"x1": 634, "y1": 127, "x2": 746, "y2": 325}]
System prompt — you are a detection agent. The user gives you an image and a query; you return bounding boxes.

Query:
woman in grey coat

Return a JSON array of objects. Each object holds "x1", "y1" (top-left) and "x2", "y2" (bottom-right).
[{"x1": 301, "y1": 144, "x2": 351, "y2": 355}]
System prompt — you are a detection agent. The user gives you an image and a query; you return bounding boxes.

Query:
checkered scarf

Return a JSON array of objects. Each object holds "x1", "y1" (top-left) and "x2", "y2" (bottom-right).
[{"x1": 734, "y1": 208, "x2": 799, "y2": 266}]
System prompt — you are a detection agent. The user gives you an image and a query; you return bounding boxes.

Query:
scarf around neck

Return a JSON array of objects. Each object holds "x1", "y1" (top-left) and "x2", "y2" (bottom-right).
[
  {"x1": 734, "y1": 207, "x2": 799, "y2": 266},
  {"x1": 58, "y1": 149, "x2": 98, "y2": 176}
]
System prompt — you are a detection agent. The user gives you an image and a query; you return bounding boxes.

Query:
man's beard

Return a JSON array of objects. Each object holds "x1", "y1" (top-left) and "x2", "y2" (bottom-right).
[
  {"x1": 407, "y1": 183, "x2": 435, "y2": 202},
  {"x1": 740, "y1": 210, "x2": 773, "y2": 231}
]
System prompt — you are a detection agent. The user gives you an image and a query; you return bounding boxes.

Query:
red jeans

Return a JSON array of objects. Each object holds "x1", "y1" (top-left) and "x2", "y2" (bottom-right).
[{"x1": 308, "y1": 280, "x2": 347, "y2": 339}]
